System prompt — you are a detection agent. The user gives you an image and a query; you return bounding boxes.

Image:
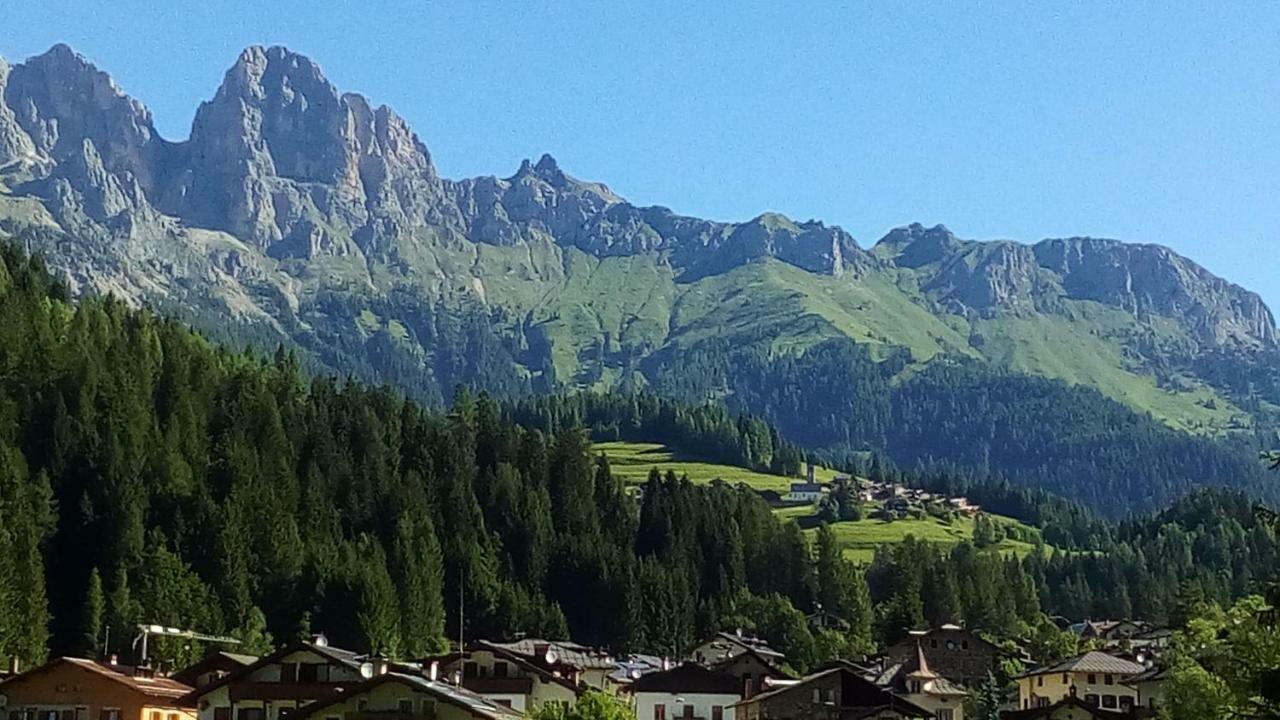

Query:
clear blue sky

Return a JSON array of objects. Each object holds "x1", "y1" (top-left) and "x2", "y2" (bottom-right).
[{"x1": 3, "y1": 1, "x2": 1278, "y2": 310}]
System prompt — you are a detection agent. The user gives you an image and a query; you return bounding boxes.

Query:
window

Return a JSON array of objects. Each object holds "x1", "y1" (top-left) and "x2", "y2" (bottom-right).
[
  {"x1": 1104, "y1": 674, "x2": 1114, "y2": 685},
  {"x1": 494, "y1": 662, "x2": 508, "y2": 678},
  {"x1": 1085, "y1": 694, "x2": 1099, "y2": 707},
  {"x1": 961, "y1": 640, "x2": 969, "y2": 650},
  {"x1": 463, "y1": 662, "x2": 479, "y2": 679},
  {"x1": 683, "y1": 706, "x2": 693, "y2": 719},
  {"x1": 812, "y1": 689, "x2": 820, "y2": 704},
  {"x1": 937, "y1": 711, "x2": 954, "y2": 720},
  {"x1": 1120, "y1": 697, "x2": 1134, "y2": 710},
  {"x1": 398, "y1": 700, "x2": 413, "y2": 714},
  {"x1": 298, "y1": 664, "x2": 319, "y2": 683},
  {"x1": 1036, "y1": 677, "x2": 1043, "y2": 687},
  {"x1": 712, "y1": 707, "x2": 723, "y2": 720},
  {"x1": 1087, "y1": 674, "x2": 1097, "y2": 685},
  {"x1": 169, "y1": 714, "x2": 180, "y2": 720},
  {"x1": 149, "y1": 712, "x2": 160, "y2": 720},
  {"x1": 281, "y1": 664, "x2": 298, "y2": 683},
  {"x1": 1102, "y1": 696, "x2": 1117, "y2": 709},
  {"x1": 654, "y1": 704, "x2": 665, "y2": 720},
  {"x1": 11, "y1": 712, "x2": 23, "y2": 720},
  {"x1": 1062, "y1": 674, "x2": 1068, "y2": 684},
  {"x1": 61, "y1": 711, "x2": 73, "y2": 720}
]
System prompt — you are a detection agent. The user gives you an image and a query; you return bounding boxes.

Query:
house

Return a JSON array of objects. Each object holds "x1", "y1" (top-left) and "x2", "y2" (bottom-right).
[
  {"x1": 877, "y1": 643, "x2": 967, "y2": 720},
  {"x1": 689, "y1": 633, "x2": 784, "y2": 667},
  {"x1": 1076, "y1": 622, "x2": 1150, "y2": 648},
  {"x1": 885, "y1": 627, "x2": 1004, "y2": 688},
  {"x1": 422, "y1": 641, "x2": 579, "y2": 712},
  {"x1": 708, "y1": 649, "x2": 791, "y2": 699},
  {"x1": 1000, "y1": 694, "x2": 1137, "y2": 719},
  {"x1": 172, "y1": 654, "x2": 259, "y2": 690},
  {"x1": 178, "y1": 636, "x2": 369, "y2": 720},
  {"x1": 1015, "y1": 652, "x2": 1144, "y2": 712},
  {"x1": 0, "y1": 657, "x2": 195, "y2": 720},
  {"x1": 731, "y1": 665, "x2": 932, "y2": 720},
  {"x1": 287, "y1": 671, "x2": 522, "y2": 720},
  {"x1": 784, "y1": 484, "x2": 823, "y2": 504},
  {"x1": 626, "y1": 663, "x2": 741, "y2": 720},
  {"x1": 1124, "y1": 666, "x2": 1168, "y2": 715},
  {"x1": 482, "y1": 639, "x2": 614, "y2": 690}
]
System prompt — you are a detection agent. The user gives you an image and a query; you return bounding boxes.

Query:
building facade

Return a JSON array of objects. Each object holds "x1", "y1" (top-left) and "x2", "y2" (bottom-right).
[
  {"x1": 1015, "y1": 652, "x2": 1143, "y2": 712},
  {"x1": 179, "y1": 639, "x2": 366, "y2": 720},
  {"x1": 885, "y1": 627, "x2": 1003, "y2": 688},
  {"x1": 627, "y1": 664, "x2": 740, "y2": 720},
  {"x1": 289, "y1": 673, "x2": 520, "y2": 720},
  {"x1": 732, "y1": 667, "x2": 930, "y2": 720},
  {"x1": 0, "y1": 658, "x2": 195, "y2": 720}
]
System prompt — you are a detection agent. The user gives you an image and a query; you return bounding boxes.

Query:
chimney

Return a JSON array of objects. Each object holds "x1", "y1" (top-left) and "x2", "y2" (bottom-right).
[
  {"x1": 807, "y1": 463, "x2": 816, "y2": 483},
  {"x1": 429, "y1": 661, "x2": 439, "y2": 681},
  {"x1": 8, "y1": 656, "x2": 18, "y2": 675},
  {"x1": 107, "y1": 654, "x2": 118, "y2": 666}
]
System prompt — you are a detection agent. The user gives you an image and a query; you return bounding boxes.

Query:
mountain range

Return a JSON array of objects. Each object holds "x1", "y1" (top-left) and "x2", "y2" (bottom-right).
[{"x1": 0, "y1": 43, "x2": 1277, "y2": 502}]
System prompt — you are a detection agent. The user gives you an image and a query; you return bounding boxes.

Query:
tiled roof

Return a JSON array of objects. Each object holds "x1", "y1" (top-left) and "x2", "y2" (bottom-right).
[
  {"x1": 627, "y1": 663, "x2": 740, "y2": 695},
  {"x1": 0, "y1": 658, "x2": 193, "y2": 703},
  {"x1": 1020, "y1": 651, "x2": 1146, "y2": 678},
  {"x1": 488, "y1": 639, "x2": 615, "y2": 670},
  {"x1": 293, "y1": 672, "x2": 520, "y2": 720}
]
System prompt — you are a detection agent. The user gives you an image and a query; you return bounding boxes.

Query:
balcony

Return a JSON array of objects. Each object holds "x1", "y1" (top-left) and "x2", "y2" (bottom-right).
[
  {"x1": 229, "y1": 682, "x2": 358, "y2": 702},
  {"x1": 460, "y1": 677, "x2": 533, "y2": 695}
]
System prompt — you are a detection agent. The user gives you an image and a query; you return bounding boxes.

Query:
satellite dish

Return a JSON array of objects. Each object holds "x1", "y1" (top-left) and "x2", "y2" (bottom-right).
[
  {"x1": 545, "y1": 649, "x2": 558, "y2": 665},
  {"x1": 360, "y1": 662, "x2": 375, "y2": 679}
]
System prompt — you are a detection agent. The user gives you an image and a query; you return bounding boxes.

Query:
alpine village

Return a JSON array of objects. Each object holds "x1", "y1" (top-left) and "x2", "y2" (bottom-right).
[{"x1": 0, "y1": 36, "x2": 1279, "y2": 720}]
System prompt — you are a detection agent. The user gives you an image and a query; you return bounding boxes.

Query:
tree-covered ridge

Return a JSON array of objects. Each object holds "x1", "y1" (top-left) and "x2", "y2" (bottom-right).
[
  {"x1": 648, "y1": 337, "x2": 1278, "y2": 517},
  {"x1": 0, "y1": 243, "x2": 872, "y2": 669},
  {"x1": 0, "y1": 243, "x2": 1275, "y2": 678},
  {"x1": 2, "y1": 42, "x2": 1278, "y2": 480}
]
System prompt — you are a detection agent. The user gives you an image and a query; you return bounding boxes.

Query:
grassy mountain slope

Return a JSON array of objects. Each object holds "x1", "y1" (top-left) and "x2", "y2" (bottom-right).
[{"x1": 1, "y1": 43, "x2": 1277, "y2": 517}]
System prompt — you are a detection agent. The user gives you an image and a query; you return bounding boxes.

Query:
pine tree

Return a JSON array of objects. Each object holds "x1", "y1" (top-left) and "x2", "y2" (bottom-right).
[{"x1": 80, "y1": 568, "x2": 105, "y2": 656}]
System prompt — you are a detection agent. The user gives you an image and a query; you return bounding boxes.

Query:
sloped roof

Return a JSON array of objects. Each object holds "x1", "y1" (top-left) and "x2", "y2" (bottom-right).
[
  {"x1": 1019, "y1": 651, "x2": 1146, "y2": 678},
  {"x1": 1126, "y1": 665, "x2": 1170, "y2": 684},
  {"x1": 627, "y1": 663, "x2": 740, "y2": 695},
  {"x1": 0, "y1": 658, "x2": 193, "y2": 704},
  {"x1": 708, "y1": 646, "x2": 792, "y2": 680},
  {"x1": 178, "y1": 640, "x2": 364, "y2": 703},
  {"x1": 487, "y1": 638, "x2": 614, "y2": 670},
  {"x1": 292, "y1": 672, "x2": 521, "y2": 720},
  {"x1": 731, "y1": 666, "x2": 932, "y2": 717}
]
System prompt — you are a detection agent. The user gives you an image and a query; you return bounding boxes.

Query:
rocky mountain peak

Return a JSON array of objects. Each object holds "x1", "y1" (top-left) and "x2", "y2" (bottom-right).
[
  {"x1": 874, "y1": 223, "x2": 962, "y2": 268},
  {"x1": 4, "y1": 43, "x2": 162, "y2": 191}
]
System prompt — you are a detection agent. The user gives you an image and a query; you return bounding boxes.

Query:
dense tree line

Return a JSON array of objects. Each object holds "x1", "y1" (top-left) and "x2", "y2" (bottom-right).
[
  {"x1": 646, "y1": 337, "x2": 1277, "y2": 517},
  {"x1": 506, "y1": 393, "x2": 806, "y2": 477},
  {"x1": 0, "y1": 245, "x2": 875, "y2": 670},
  {"x1": 0, "y1": 243, "x2": 1275, "y2": 679}
]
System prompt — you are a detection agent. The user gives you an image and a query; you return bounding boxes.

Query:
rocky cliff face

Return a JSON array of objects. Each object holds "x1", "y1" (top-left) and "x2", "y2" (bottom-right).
[
  {"x1": 876, "y1": 224, "x2": 1276, "y2": 350},
  {"x1": 0, "y1": 43, "x2": 1275, "y2": 414}
]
